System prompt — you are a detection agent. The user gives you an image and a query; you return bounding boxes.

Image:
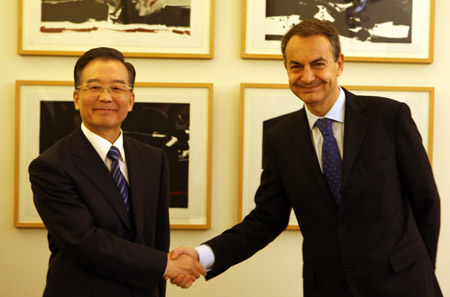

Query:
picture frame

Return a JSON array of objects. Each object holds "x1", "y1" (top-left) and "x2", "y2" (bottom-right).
[
  {"x1": 14, "y1": 80, "x2": 213, "y2": 230},
  {"x1": 242, "y1": 0, "x2": 435, "y2": 63},
  {"x1": 238, "y1": 83, "x2": 434, "y2": 230},
  {"x1": 18, "y1": 0, "x2": 214, "y2": 58}
]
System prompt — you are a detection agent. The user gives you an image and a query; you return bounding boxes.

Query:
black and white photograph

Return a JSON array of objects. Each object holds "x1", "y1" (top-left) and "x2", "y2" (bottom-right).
[
  {"x1": 39, "y1": 101, "x2": 191, "y2": 208},
  {"x1": 265, "y1": 0, "x2": 412, "y2": 44},
  {"x1": 41, "y1": 0, "x2": 191, "y2": 31}
]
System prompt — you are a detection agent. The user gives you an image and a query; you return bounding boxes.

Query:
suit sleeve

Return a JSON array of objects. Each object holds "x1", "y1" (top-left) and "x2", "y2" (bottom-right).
[
  {"x1": 395, "y1": 103, "x2": 440, "y2": 266},
  {"x1": 154, "y1": 150, "x2": 170, "y2": 253},
  {"x1": 29, "y1": 150, "x2": 168, "y2": 288},
  {"x1": 204, "y1": 131, "x2": 291, "y2": 279},
  {"x1": 155, "y1": 151, "x2": 170, "y2": 297}
]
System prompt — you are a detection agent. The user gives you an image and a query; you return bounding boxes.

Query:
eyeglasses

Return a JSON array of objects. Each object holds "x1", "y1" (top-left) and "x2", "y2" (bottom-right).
[{"x1": 77, "y1": 83, "x2": 132, "y2": 96}]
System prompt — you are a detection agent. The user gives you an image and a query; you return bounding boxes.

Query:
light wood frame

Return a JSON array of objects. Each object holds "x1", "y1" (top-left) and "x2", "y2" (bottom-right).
[
  {"x1": 18, "y1": 0, "x2": 215, "y2": 58},
  {"x1": 14, "y1": 80, "x2": 213, "y2": 230},
  {"x1": 238, "y1": 83, "x2": 434, "y2": 231},
  {"x1": 241, "y1": 0, "x2": 435, "y2": 63}
]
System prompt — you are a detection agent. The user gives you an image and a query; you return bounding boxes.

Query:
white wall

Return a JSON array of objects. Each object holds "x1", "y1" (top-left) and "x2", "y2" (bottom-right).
[{"x1": 1, "y1": 1, "x2": 449, "y2": 296}]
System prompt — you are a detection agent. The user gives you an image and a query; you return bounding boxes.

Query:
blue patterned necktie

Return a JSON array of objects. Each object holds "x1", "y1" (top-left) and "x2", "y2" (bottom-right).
[
  {"x1": 315, "y1": 118, "x2": 342, "y2": 204},
  {"x1": 107, "y1": 146, "x2": 130, "y2": 212}
]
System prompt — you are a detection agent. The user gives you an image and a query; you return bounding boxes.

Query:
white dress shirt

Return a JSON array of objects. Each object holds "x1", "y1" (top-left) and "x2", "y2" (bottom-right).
[
  {"x1": 81, "y1": 123, "x2": 129, "y2": 183},
  {"x1": 196, "y1": 87, "x2": 347, "y2": 272}
]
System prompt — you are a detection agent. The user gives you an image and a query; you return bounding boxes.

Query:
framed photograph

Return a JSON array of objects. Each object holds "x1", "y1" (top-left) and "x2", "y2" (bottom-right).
[
  {"x1": 14, "y1": 81, "x2": 213, "y2": 229},
  {"x1": 18, "y1": 0, "x2": 214, "y2": 58},
  {"x1": 239, "y1": 83, "x2": 434, "y2": 230},
  {"x1": 242, "y1": 0, "x2": 435, "y2": 63}
]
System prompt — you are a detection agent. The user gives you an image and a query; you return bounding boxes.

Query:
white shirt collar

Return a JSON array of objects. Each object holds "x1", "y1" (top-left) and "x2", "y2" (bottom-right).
[
  {"x1": 81, "y1": 123, "x2": 126, "y2": 163},
  {"x1": 305, "y1": 86, "x2": 346, "y2": 130}
]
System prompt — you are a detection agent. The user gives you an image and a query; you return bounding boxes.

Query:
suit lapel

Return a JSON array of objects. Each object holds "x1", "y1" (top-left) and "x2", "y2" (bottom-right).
[
  {"x1": 123, "y1": 138, "x2": 146, "y2": 242},
  {"x1": 69, "y1": 127, "x2": 134, "y2": 234},
  {"x1": 288, "y1": 109, "x2": 333, "y2": 201},
  {"x1": 342, "y1": 89, "x2": 368, "y2": 189}
]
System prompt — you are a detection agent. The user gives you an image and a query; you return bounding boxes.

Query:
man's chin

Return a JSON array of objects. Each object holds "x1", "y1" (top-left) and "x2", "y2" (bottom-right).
[{"x1": 297, "y1": 92, "x2": 322, "y2": 103}]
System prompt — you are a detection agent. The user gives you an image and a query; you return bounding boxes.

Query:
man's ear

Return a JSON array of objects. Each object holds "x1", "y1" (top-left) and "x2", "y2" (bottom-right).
[
  {"x1": 336, "y1": 53, "x2": 344, "y2": 77},
  {"x1": 128, "y1": 92, "x2": 135, "y2": 112},
  {"x1": 73, "y1": 90, "x2": 80, "y2": 110}
]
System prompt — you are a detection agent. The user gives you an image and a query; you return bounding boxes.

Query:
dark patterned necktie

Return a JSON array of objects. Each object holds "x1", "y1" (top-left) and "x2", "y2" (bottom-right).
[
  {"x1": 315, "y1": 118, "x2": 342, "y2": 203},
  {"x1": 107, "y1": 146, "x2": 130, "y2": 212}
]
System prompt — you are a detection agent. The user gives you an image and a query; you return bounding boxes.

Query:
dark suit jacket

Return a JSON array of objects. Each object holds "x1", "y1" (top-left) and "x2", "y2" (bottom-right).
[
  {"x1": 29, "y1": 126, "x2": 170, "y2": 297},
  {"x1": 205, "y1": 89, "x2": 442, "y2": 297}
]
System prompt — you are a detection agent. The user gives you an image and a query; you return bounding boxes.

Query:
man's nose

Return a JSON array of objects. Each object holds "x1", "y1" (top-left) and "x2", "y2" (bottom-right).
[
  {"x1": 301, "y1": 67, "x2": 315, "y2": 84},
  {"x1": 99, "y1": 87, "x2": 113, "y2": 101}
]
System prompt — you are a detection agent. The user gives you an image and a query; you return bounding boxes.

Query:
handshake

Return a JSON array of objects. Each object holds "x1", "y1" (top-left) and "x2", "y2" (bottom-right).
[{"x1": 163, "y1": 247, "x2": 206, "y2": 288}]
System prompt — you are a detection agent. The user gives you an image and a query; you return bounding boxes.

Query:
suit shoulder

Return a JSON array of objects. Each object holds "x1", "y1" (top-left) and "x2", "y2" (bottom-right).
[
  {"x1": 28, "y1": 133, "x2": 78, "y2": 178},
  {"x1": 32, "y1": 133, "x2": 73, "y2": 163},
  {"x1": 349, "y1": 91, "x2": 405, "y2": 111},
  {"x1": 345, "y1": 89, "x2": 409, "y2": 117}
]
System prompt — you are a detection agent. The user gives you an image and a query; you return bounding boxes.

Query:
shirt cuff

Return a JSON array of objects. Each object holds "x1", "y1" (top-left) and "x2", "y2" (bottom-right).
[{"x1": 195, "y1": 245, "x2": 215, "y2": 272}]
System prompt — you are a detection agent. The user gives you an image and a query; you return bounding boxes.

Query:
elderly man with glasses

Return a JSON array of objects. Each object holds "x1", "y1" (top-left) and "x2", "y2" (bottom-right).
[{"x1": 29, "y1": 47, "x2": 205, "y2": 297}]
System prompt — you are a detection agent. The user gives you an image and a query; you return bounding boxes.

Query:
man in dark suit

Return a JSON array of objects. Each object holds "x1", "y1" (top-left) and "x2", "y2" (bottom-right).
[
  {"x1": 169, "y1": 20, "x2": 442, "y2": 296},
  {"x1": 29, "y1": 47, "x2": 205, "y2": 297}
]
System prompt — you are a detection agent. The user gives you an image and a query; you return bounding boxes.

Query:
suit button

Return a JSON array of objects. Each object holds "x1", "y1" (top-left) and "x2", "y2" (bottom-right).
[
  {"x1": 339, "y1": 225, "x2": 347, "y2": 232},
  {"x1": 345, "y1": 265, "x2": 354, "y2": 272}
]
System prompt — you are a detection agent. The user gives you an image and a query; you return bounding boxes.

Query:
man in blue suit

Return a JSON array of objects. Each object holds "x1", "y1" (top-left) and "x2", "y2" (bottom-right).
[{"x1": 170, "y1": 20, "x2": 442, "y2": 297}]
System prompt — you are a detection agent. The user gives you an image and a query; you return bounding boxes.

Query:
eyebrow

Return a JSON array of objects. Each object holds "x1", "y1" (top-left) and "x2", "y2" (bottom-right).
[
  {"x1": 85, "y1": 78, "x2": 128, "y2": 84},
  {"x1": 288, "y1": 57, "x2": 327, "y2": 67}
]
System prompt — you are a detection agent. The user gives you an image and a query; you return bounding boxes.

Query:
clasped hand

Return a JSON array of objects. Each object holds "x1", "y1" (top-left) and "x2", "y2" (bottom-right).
[{"x1": 164, "y1": 247, "x2": 205, "y2": 288}]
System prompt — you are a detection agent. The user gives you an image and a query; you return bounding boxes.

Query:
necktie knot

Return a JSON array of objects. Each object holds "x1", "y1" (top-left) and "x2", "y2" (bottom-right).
[
  {"x1": 108, "y1": 146, "x2": 120, "y2": 162},
  {"x1": 315, "y1": 118, "x2": 333, "y2": 136}
]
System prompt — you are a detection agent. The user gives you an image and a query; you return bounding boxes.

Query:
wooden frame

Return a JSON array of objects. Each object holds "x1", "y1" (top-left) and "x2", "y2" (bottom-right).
[
  {"x1": 241, "y1": 0, "x2": 435, "y2": 63},
  {"x1": 18, "y1": 0, "x2": 214, "y2": 58},
  {"x1": 14, "y1": 80, "x2": 213, "y2": 230},
  {"x1": 238, "y1": 83, "x2": 434, "y2": 230}
]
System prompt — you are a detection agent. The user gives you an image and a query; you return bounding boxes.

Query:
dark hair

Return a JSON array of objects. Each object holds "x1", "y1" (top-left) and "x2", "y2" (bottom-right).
[
  {"x1": 74, "y1": 47, "x2": 136, "y2": 89},
  {"x1": 281, "y1": 19, "x2": 341, "y2": 62}
]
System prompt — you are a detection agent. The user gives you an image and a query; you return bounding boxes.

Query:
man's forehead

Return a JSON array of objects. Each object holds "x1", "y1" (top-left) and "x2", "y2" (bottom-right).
[
  {"x1": 82, "y1": 58, "x2": 127, "y2": 70},
  {"x1": 286, "y1": 37, "x2": 333, "y2": 60},
  {"x1": 286, "y1": 35, "x2": 332, "y2": 50},
  {"x1": 80, "y1": 59, "x2": 129, "y2": 81}
]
